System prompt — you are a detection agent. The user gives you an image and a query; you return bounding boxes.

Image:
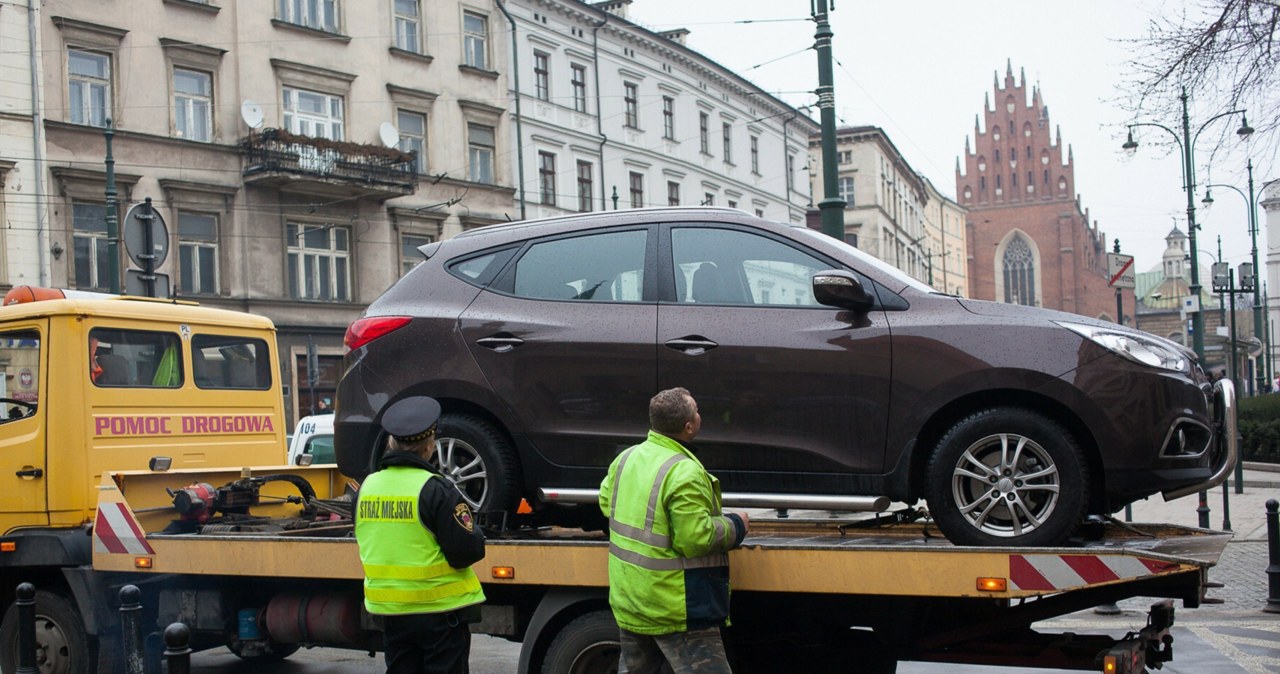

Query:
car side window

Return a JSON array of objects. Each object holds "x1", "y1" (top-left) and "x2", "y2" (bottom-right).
[
  {"x1": 191, "y1": 335, "x2": 272, "y2": 390},
  {"x1": 90, "y1": 328, "x2": 183, "y2": 388},
  {"x1": 512, "y1": 230, "x2": 646, "y2": 302},
  {"x1": 672, "y1": 228, "x2": 826, "y2": 306}
]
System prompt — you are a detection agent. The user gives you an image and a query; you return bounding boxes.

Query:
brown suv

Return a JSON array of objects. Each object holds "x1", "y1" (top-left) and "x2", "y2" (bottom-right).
[{"x1": 334, "y1": 207, "x2": 1235, "y2": 546}]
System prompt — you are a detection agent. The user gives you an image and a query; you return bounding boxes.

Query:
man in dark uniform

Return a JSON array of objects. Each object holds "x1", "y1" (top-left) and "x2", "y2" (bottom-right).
[{"x1": 355, "y1": 396, "x2": 486, "y2": 674}]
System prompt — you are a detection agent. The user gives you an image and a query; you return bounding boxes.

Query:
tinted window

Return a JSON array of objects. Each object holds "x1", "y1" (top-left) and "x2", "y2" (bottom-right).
[
  {"x1": 306, "y1": 435, "x2": 335, "y2": 463},
  {"x1": 672, "y1": 228, "x2": 825, "y2": 306},
  {"x1": 512, "y1": 230, "x2": 646, "y2": 301},
  {"x1": 90, "y1": 328, "x2": 183, "y2": 388},
  {"x1": 447, "y1": 248, "x2": 517, "y2": 287},
  {"x1": 192, "y1": 335, "x2": 271, "y2": 390}
]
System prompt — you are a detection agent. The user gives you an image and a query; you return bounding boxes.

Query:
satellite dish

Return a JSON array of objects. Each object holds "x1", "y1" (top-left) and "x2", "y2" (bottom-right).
[
  {"x1": 378, "y1": 122, "x2": 400, "y2": 148},
  {"x1": 240, "y1": 100, "x2": 264, "y2": 129}
]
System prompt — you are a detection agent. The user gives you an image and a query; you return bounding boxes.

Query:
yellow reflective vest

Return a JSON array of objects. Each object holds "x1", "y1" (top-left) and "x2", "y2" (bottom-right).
[
  {"x1": 356, "y1": 467, "x2": 485, "y2": 615},
  {"x1": 599, "y1": 431, "x2": 745, "y2": 635}
]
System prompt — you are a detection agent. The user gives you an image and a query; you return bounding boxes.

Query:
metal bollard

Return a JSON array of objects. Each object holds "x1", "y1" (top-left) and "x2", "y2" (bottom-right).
[
  {"x1": 163, "y1": 622, "x2": 192, "y2": 674},
  {"x1": 1266, "y1": 499, "x2": 1280, "y2": 614},
  {"x1": 119, "y1": 585, "x2": 145, "y2": 674},
  {"x1": 15, "y1": 583, "x2": 38, "y2": 674}
]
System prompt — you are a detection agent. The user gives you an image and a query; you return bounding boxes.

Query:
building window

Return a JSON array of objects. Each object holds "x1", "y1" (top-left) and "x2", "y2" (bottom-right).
[
  {"x1": 662, "y1": 96, "x2": 675, "y2": 139},
  {"x1": 839, "y1": 176, "x2": 854, "y2": 206},
  {"x1": 721, "y1": 122, "x2": 732, "y2": 162},
  {"x1": 628, "y1": 171, "x2": 644, "y2": 209},
  {"x1": 177, "y1": 212, "x2": 218, "y2": 295},
  {"x1": 72, "y1": 202, "x2": 110, "y2": 290},
  {"x1": 1002, "y1": 234, "x2": 1036, "y2": 307},
  {"x1": 393, "y1": 0, "x2": 422, "y2": 53},
  {"x1": 727, "y1": 200, "x2": 736, "y2": 209},
  {"x1": 538, "y1": 151, "x2": 556, "y2": 206},
  {"x1": 397, "y1": 109, "x2": 426, "y2": 173},
  {"x1": 287, "y1": 223, "x2": 350, "y2": 301},
  {"x1": 994, "y1": 148, "x2": 1001, "y2": 163},
  {"x1": 837, "y1": 150, "x2": 852, "y2": 164},
  {"x1": 401, "y1": 233, "x2": 432, "y2": 276},
  {"x1": 534, "y1": 51, "x2": 550, "y2": 101},
  {"x1": 577, "y1": 160, "x2": 593, "y2": 212},
  {"x1": 786, "y1": 154, "x2": 795, "y2": 189},
  {"x1": 173, "y1": 68, "x2": 212, "y2": 142},
  {"x1": 283, "y1": 86, "x2": 344, "y2": 139},
  {"x1": 699, "y1": 112, "x2": 709, "y2": 153},
  {"x1": 755, "y1": 208, "x2": 764, "y2": 218},
  {"x1": 667, "y1": 181, "x2": 680, "y2": 206},
  {"x1": 571, "y1": 64, "x2": 587, "y2": 112},
  {"x1": 750, "y1": 136, "x2": 759, "y2": 173},
  {"x1": 703, "y1": 192, "x2": 714, "y2": 206},
  {"x1": 277, "y1": 0, "x2": 339, "y2": 32},
  {"x1": 68, "y1": 49, "x2": 110, "y2": 127},
  {"x1": 468, "y1": 123, "x2": 495, "y2": 184},
  {"x1": 463, "y1": 11, "x2": 488, "y2": 69},
  {"x1": 623, "y1": 82, "x2": 639, "y2": 128}
]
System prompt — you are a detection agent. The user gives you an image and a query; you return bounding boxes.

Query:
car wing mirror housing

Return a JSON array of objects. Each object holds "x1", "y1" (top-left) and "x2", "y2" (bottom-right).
[{"x1": 813, "y1": 270, "x2": 874, "y2": 312}]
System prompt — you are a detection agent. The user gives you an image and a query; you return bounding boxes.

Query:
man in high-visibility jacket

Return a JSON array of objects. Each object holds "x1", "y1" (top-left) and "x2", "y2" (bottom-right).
[
  {"x1": 356, "y1": 396, "x2": 486, "y2": 674},
  {"x1": 599, "y1": 387, "x2": 749, "y2": 673}
]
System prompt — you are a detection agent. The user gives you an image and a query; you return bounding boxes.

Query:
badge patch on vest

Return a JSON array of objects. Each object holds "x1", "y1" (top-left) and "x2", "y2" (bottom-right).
[{"x1": 454, "y1": 503, "x2": 475, "y2": 531}]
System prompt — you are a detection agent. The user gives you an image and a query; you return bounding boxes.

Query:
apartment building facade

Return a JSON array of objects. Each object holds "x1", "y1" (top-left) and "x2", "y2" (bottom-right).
[
  {"x1": 922, "y1": 176, "x2": 968, "y2": 296},
  {"x1": 500, "y1": 0, "x2": 816, "y2": 223},
  {"x1": 34, "y1": 0, "x2": 513, "y2": 423},
  {"x1": 0, "y1": 1, "x2": 44, "y2": 290}
]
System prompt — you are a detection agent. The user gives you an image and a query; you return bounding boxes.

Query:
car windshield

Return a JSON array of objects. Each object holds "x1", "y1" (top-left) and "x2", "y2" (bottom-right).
[{"x1": 788, "y1": 225, "x2": 936, "y2": 294}]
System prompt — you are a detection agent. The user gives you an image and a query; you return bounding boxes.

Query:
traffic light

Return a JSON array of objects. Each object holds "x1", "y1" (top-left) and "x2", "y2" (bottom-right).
[
  {"x1": 1238, "y1": 262, "x2": 1255, "y2": 291},
  {"x1": 1211, "y1": 262, "x2": 1229, "y2": 292}
]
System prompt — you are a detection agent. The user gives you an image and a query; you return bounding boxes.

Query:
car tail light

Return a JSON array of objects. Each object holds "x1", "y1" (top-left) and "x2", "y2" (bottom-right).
[{"x1": 344, "y1": 316, "x2": 412, "y2": 351}]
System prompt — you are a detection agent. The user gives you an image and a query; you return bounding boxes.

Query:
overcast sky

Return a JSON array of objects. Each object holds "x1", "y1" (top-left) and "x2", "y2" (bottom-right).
[{"x1": 629, "y1": 0, "x2": 1272, "y2": 278}]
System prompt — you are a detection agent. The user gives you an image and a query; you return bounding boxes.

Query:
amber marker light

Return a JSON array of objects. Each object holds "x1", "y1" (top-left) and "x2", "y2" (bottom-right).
[
  {"x1": 0, "y1": 542, "x2": 15, "y2": 553},
  {"x1": 1102, "y1": 655, "x2": 1118, "y2": 673},
  {"x1": 491, "y1": 566, "x2": 515, "y2": 580},
  {"x1": 134, "y1": 557, "x2": 154, "y2": 569},
  {"x1": 977, "y1": 577, "x2": 1007, "y2": 592}
]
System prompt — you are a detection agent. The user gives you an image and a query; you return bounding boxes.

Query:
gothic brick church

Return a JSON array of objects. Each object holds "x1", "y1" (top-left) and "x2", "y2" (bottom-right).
[{"x1": 956, "y1": 62, "x2": 1134, "y2": 321}]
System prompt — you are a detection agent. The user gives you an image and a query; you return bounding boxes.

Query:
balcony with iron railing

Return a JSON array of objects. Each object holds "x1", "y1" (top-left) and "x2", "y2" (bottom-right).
[{"x1": 240, "y1": 128, "x2": 418, "y2": 199}]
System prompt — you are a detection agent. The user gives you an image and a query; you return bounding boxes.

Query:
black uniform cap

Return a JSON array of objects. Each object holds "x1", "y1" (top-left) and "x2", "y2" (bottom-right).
[{"x1": 382, "y1": 396, "x2": 442, "y2": 442}]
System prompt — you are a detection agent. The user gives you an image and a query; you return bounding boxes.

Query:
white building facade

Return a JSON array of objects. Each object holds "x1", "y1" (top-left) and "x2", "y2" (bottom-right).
[
  {"x1": 0, "y1": 0, "x2": 45, "y2": 287},
  {"x1": 499, "y1": 0, "x2": 816, "y2": 223}
]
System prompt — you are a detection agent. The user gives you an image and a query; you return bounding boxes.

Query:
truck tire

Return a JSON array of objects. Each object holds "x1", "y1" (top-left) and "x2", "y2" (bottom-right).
[
  {"x1": 435, "y1": 414, "x2": 521, "y2": 513},
  {"x1": 227, "y1": 638, "x2": 300, "y2": 662},
  {"x1": 541, "y1": 610, "x2": 620, "y2": 674},
  {"x1": 926, "y1": 408, "x2": 1088, "y2": 547},
  {"x1": 0, "y1": 589, "x2": 91, "y2": 674}
]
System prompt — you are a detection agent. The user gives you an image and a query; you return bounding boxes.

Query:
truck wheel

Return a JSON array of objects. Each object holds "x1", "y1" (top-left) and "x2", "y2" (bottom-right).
[
  {"x1": 926, "y1": 408, "x2": 1088, "y2": 547},
  {"x1": 227, "y1": 638, "x2": 300, "y2": 661},
  {"x1": 435, "y1": 414, "x2": 521, "y2": 513},
  {"x1": 541, "y1": 610, "x2": 620, "y2": 674},
  {"x1": 0, "y1": 589, "x2": 91, "y2": 674}
]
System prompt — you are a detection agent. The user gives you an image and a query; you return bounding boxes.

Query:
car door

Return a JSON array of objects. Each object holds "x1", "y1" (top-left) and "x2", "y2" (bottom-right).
[
  {"x1": 459, "y1": 226, "x2": 657, "y2": 470},
  {"x1": 656, "y1": 224, "x2": 892, "y2": 495},
  {"x1": 0, "y1": 324, "x2": 48, "y2": 530}
]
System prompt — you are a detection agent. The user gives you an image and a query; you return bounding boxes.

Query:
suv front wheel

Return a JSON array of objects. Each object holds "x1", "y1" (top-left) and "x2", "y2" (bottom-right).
[
  {"x1": 926, "y1": 408, "x2": 1088, "y2": 547},
  {"x1": 433, "y1": 413, "x2": 521, "y2": 514}
]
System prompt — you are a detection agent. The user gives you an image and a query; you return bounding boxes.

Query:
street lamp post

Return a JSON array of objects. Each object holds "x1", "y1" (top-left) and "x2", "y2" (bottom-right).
[
  {"x1": 1202, "y1": 158, "x2": 1266, "y2": 395},
  {"x1": 1122, "y1": 88, "x2": 1253, "y2": 365}
]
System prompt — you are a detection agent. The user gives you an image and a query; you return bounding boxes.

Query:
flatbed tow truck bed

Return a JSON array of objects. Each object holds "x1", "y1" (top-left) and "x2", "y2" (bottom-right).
[{"x1": 87, "y1": 467, "x2": 1229, "y2": 673}]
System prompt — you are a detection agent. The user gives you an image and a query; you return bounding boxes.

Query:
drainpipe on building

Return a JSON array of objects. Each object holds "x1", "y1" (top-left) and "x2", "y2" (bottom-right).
[
  {"x1": 590, "y1": 11, "x2": 609, "y2": 210},
  {"x1": 495, "y1": 0, "x2": 527, "y2": 221},
  {"x1": 28, "y1": 0, "x2": 49, "y2": 286}
]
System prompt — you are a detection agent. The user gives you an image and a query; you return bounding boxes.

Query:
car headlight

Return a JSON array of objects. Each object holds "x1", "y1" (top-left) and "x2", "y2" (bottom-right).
[{"x1": 1056, "y1": 322, "x2": 1188, "y2": 372}]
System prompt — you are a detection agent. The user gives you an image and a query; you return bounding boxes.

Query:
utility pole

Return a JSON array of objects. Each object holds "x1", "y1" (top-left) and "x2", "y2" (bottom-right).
[
  {"x1": 812, "y1": 0, "x2": 845, "y2": 240},
  {"x1": 104, "y1": 119, "x2": 121, "y2": 294}
]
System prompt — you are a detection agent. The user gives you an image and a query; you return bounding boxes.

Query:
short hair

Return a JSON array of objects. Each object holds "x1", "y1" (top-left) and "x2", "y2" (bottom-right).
[{"x1": 650, "y1": 387, "x2": 695, "y2": 436}]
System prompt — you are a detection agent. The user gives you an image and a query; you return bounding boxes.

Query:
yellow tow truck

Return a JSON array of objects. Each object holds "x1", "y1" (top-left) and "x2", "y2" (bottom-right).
[{"x1": 0, "y1": 288, "x2": 1234, "y2": 674}]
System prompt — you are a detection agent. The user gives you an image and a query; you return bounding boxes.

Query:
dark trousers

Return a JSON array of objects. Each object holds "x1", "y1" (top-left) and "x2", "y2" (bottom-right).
[{"x1": 382, "y1": 610, "x2": 472, "y2": 674}]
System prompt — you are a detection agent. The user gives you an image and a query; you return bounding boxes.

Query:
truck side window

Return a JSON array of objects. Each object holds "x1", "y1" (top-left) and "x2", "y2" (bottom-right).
[
  {"x1": 0, "y1": 330, "x2": 40, "y2": 422},
  {"x1": 89, "y1": 328, "x2": 183, "y2": 388},
  {"x1": 191, "y1": 335, "x2": 271, "y2": 390}
]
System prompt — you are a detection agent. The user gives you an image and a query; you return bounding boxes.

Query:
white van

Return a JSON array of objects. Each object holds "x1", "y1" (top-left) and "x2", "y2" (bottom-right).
[{"x1": 287, "y1": 414, "x2": 335, "y2": 465}]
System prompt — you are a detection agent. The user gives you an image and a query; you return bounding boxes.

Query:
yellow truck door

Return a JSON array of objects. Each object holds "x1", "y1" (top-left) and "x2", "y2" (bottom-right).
[{"x1": 0, "y1": 322, "x2": 48, "y2": 531}]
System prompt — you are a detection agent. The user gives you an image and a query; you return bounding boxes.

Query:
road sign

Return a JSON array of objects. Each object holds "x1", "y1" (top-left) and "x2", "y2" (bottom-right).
[
  {"x1": 1107, "y1": 253, "x2": 1135, "y2": 288},
  {"x1": 125, "y1": 270, "x2": 170, "y2": 299},
  {"x1": 123, "y1": 201, "x2": 169, "y2": 269}
]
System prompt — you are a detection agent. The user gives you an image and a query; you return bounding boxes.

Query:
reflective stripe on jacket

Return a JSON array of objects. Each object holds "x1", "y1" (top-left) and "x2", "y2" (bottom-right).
[
  {"x1": 356, "y1": 466, "x2": 484, "y2": 615},
  {"x1": 599, "y1": 430, "x2": 742, "y2": 635}
]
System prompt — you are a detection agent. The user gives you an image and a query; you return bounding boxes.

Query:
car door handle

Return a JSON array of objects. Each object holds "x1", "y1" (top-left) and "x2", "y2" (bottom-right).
[
  {"x1": 664, "y1": 337, "x2": 718, "y2": 355},
  {"x1": 476, "y1": 336, "x2": 525, "y2": 353},
  {"x1": 15, "y1": 468, "x2": 42, "y2": 479}
]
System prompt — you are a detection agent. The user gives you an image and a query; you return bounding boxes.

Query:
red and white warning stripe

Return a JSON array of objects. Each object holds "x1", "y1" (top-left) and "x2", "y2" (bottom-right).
[
  {"x1": 1009, "y1": 554, "x2": 1180, "y2": 592},
  {"x1": 93, "y1": 501, "x2": 155, "y2": 555}
]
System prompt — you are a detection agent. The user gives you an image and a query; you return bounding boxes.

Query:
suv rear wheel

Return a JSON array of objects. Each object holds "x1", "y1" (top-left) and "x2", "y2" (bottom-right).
[
  {"x1": 433, "y1": 414, "x2": 520, "y2": 513},
  {"x1": 926, "y1": 408, "x2": 1088, "y2": 547}
]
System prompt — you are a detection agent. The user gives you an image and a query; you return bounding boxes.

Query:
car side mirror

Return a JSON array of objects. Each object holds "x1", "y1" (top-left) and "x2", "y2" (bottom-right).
[
  {"x1": 813, "y1": 270, "x2": 874, "y2": 312},
  {"x1": 295, "y1": 453, "x2": 314, "y2": 467}
]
